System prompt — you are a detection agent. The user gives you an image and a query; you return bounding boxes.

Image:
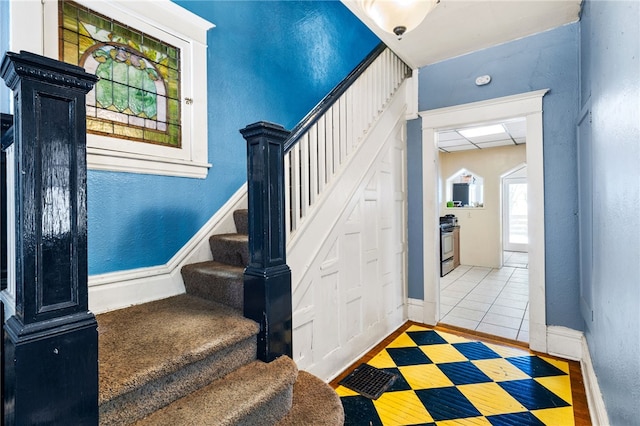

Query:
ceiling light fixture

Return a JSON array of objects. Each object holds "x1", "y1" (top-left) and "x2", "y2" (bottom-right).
[
  {"x1": 458, "y1": 124, "x2": 505, "y2": 138},
  {"x1": 360, "y1": 0, "x2": 439, "y2": 40}
]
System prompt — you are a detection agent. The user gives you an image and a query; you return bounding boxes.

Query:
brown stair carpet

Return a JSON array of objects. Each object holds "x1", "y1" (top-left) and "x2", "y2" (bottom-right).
[
  {"x1": 97, "y1": 294, "x2": 259, "y2": 425},
  {"x1": 277, "y1": 371, "x2": 345, "y2": 426},
  {"x1": 97, "y1": 208, "x2": 343, "y2": 425},
  {"x1": 181, "y1": 260, "x2": 244, "y2": 310},
  {"x1": 134, "y1": 356, "x2": 298, "y2": 426}
]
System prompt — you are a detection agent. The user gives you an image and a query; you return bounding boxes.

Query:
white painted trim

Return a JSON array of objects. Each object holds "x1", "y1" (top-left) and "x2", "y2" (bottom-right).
[
  {"x1": 419, "y1": 89, "x2": 549, "y2": 351},
  {"x1": 581, "y1": 337, "x2": 610, "y2": 425},
  {"x1": 407, "y1": 298, "x2": 424, "y2": 322},
  {"x1": 405, "y1": 69, "x2": 420, "y2": 120},
  {"x1": 546, "y1": 326, "x2": 583, "y2": 361},
  {"x1": 87, "y1": 148, "x2": 211, "y2": 179},
  {"x1": 88, "y1": 184, "x2": 247, "y2": 314}
]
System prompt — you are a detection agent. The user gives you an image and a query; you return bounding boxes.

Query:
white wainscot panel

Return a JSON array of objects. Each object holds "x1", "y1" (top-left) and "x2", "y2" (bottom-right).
[
  {"x1": 318, "y1": 270, "x2": 340, "y2": 358},
  {"x1": 294, "y1": 320, "x2": 314, "y2": 370}
]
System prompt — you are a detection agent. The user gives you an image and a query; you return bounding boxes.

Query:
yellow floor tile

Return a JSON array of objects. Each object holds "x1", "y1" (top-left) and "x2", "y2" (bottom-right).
[
  {"x1": 367, "y1": 349, "x2": 398, "y2": 369},
  {"x1": 334, "y1": 385, "x2": 360, "y2": 397},
  {"x1": 458, "y1": 382, "x2": 527, "y2": 416},
  {"x1": 420, "y1": 343, "x2": 468, "y2": 363},
  {"x1": 535, "y1": 375, "x2": 573, "y2": 405},
  {"x1": 532, "y1": 406, "x2": 575, "y2": 425},
  {"x1": 373, "y1": 390, "x2": 434, "y2": 425},
  {"x1": 433, "y1": 330, "x2": 473, "y2": 344},
  {"x1": 484, "y1": 342, "x2": 530, "y2": 358},
  {"x1": 406, "y1": 324, "x2": 430, "y2": 332},
  {"x1": 472, "y1": 358, "x2": 531, "y2": 382},
  {"x1": 398, "y1": 364, "x2": 454, "y2": 389},
  {"x1": 386, "y1": 332, "x2": 418, "y2": 348},
  {"x1": 539, "y1": 355, "x2": 571, "y2": 374}
]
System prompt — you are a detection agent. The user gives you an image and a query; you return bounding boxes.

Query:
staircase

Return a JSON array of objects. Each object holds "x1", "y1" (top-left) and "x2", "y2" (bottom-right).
[{"x1": 97, "y1": 209, "x2": 344, "y2": 425}]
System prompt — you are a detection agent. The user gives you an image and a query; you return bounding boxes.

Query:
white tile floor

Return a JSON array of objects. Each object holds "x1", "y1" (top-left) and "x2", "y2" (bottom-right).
[{"x1": 439, "y1": 251, "x2": 529, "y2": 342}]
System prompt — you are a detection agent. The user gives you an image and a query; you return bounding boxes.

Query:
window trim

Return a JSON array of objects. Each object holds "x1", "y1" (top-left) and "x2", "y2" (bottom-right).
[{"x1": 41, "y1": 0, "x2": 214, "y2": 178}]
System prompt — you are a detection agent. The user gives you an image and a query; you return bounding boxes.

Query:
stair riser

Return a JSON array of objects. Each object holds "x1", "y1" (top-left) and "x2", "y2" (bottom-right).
[
  {"x1": 182, "y1": 268, "x2": 243, "y2": 310},
  {"x1": 234, "y1": 386, "x2": 293, "y2": 426},
  {"x1": 233, "y1": 209, "x2": 249, "y2": 235},
  {"x1": 209, "y1": 236, "x2": 249, "y2": 267},
  {"x1": 99, "y1": 336, "x2": 257, "y2": 426}
]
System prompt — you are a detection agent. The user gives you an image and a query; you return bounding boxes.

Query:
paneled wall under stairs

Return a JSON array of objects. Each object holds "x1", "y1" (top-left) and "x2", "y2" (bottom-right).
[{"x1": 288, "y1": 85, "x2": 408, "y2": 381}]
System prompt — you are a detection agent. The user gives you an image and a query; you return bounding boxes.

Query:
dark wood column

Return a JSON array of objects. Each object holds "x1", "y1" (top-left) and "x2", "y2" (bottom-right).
[
  {"x1": 1, "y1": 113, "x2": 11, "y2": 291},
  {"x1": 240, "y1": 121, "x2": 292, "y2": 362},
  {"x1": 1, "y1": 51, "x2": 98, "y2": 425}
]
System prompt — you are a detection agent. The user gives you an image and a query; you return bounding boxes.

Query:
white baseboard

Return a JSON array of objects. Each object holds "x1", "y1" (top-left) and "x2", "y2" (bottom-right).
[
  {"x1": 88, "y1": 184, "x2": 247, "y2": 314},
  {"x1": 408, "y1": 298, "x2": 424, "y2": 322},
  {"x1": 546, "y1": 325, "x2": 583, "y2": 361},
  {"x1": 581, "y1": 336, "x2": 610, "y2": 425}
]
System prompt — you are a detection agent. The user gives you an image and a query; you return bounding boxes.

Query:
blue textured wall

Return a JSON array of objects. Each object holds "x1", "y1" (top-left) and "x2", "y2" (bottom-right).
[
  {"x1": 579, "y1": 1, "x2": 640, "y2": 423},
  {"x1": 86, "y1": 1, "x2": 378, "y2": 274},
  {"x1": 410, "y1": 23, "x2": 582, "y2": 330}
]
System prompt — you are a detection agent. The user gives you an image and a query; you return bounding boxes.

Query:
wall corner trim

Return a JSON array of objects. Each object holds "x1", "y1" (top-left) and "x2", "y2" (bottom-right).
[
  {"x1": 407, "y1": 298, "x2": 424, "y2": 322},
  {"x1": 546, "y1": 325, "x2": 583, "y2": 361},
  {"x1": 581, "y1": 336, "x2": 610, "y2": 425}
]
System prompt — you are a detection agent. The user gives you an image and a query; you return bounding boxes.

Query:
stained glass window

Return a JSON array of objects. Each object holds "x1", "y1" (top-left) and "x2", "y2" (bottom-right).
[{"x1": 58, "y1": 0, "x2": 181, "y2": 147}]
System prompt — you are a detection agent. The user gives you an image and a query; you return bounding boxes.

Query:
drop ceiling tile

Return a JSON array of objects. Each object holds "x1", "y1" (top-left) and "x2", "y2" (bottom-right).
[
  {"x1": 476, "y1": 140, "x2": 517, "y2": 149},
  {"x1": 438, "y1": 131, "x2": 465, "y2": 141},
  {"x1": 446, "y1": 144, "x2": 480, "y2": 152},
  {"x1": 439, "y1": 139, "x2": 473, "y2": 148},
  {"x1": 466, "y1": 133, "x2": 510, "y2": 144}
]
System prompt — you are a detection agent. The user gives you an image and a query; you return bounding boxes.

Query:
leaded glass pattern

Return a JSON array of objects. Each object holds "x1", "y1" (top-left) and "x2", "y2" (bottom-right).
[{"x1": 59, "y1": 0, "x2": 181, "y2": 147}]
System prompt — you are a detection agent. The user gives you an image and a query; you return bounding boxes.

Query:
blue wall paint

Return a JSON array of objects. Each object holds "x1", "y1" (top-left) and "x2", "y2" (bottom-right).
[
  {"x1": 579, "y1": 1, "x2": 640, "y2": 423},
  {"x1": 86, "y1": 1, "x2": 378, "y2": 274},
  {"x1": 407, "y1": 118, "x2": 423, "y2": 300},
  {"x1": 411, "y1": 23, "x2": 583, "y2": 330}
]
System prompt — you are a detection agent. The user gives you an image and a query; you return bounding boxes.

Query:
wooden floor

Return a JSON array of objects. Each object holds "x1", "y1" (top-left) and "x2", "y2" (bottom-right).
[{"x1": 331, "y1": 321, "x2": 591, "y2": 425}]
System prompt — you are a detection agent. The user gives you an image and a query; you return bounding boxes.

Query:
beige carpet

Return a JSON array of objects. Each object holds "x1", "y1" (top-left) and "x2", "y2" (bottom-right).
[{"x1": 278, "y1": 371, "x2": 345, "y2": 425}]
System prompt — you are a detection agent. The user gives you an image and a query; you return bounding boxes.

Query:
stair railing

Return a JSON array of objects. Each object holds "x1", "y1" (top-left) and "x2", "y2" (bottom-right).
[
  {"x1": 240, "y1": 44, "x2": 411, "y2": 362},
  {"x1": 283, "y1": 44, "x2": 411, "y2": 240}
]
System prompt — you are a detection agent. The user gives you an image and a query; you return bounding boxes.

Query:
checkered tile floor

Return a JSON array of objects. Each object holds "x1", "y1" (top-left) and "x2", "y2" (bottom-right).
[{"x1": 337, "y1": 325, "x2": 575, "y2": 425}]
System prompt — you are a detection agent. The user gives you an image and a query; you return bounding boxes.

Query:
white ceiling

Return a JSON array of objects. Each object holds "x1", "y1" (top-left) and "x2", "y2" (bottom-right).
[
  {"x1": 342, "y1": 0, "x2": 582, "y2": 151},
  {"x1": 438, "y1": 117, "x2": 526, "y2": 152},
  {"x1": 342, "y1": 0, "x2": 582, "y2": 69}
]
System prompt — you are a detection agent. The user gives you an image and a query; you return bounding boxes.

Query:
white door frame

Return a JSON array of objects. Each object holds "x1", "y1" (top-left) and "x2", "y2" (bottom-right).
[{"x1": 419, "y1": 89, "x2": 549, "y2": 353}]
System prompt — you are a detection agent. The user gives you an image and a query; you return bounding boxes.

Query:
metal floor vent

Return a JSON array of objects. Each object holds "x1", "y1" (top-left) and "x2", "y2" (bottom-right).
[{"x1": 339, "y1": 363, "x2": 397, "y2": 400}]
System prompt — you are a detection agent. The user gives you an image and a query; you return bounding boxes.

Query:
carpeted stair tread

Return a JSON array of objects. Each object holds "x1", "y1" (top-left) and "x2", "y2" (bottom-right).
[
  {"x1": 97, "y1": 294, "x2": 259, "y2": 424},
  {"x1": 134, "y1": 356, "x2": 298, "y2": 426},
  {"x1": 181, "y1": 261, "x2": 244, "y2": 309},
  {"x1": 276, "y1": 371, "x2": 345, "y2": 426},
  {"x1": 209, "y1": 233, "x2": 249, "y2": 267}
]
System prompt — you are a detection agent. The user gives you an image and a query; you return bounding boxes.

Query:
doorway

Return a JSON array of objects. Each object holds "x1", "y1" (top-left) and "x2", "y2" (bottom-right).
[
  {"x1": 436, "y1": 127, "x2": 529, "y2": 342},
  {"x1": 420, "y1": 90, "x2": 549, "y2": 353},
  {"x1": 502, "y1": 165, "x2": 528, "y2": 268}
]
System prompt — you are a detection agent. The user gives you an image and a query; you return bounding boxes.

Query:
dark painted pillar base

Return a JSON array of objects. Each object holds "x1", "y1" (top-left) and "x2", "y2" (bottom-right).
[
  {"x1": 3, "y1": 313, "x2": 98, "y2": 425},
  {"x1": 244, "y1": 265, "x2": 292, "y2": 362}
]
